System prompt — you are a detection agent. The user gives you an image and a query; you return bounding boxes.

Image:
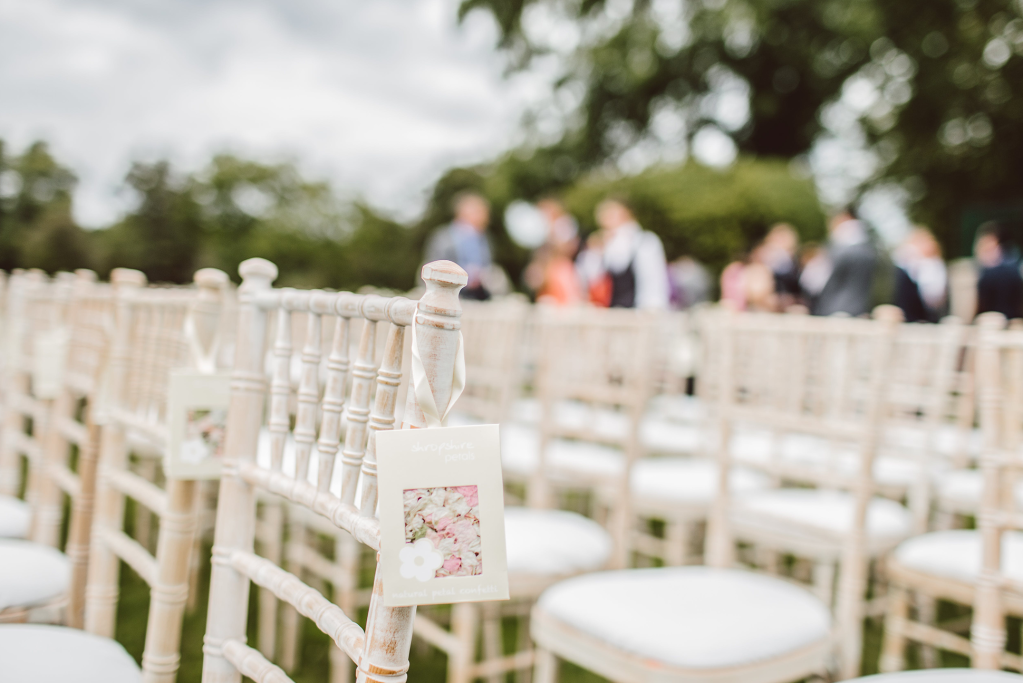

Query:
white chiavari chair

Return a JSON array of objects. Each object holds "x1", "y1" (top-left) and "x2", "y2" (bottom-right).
[
  {"x1": 931, "y1": 327, "x2": 1001, "y2": 523},
  {"x1": 0, "y1": 269, "x2": 68, "y2": 538},
  {"x1": 450, "y1": 298, "x2": 529, "y2": 427},
  {"x1": 0, "y1": 270, "x2": 86, "y2": 627},
  {"x1": 507, "y1": 307, "x2": 706, "y2": 461},
  {"x1": 201, "y1": 258, "x2": 467, "y2": 683},
  {"x1": 401, "y1": 306, "x2": 623, "y2": 683},
  {"x1": 622, "y1": 306, "x2": 773, "y2": 567},
  {"x1": 27, "y1": 270, "x2": 114, "y2": 628},
  {"x1": 257, "y1": 312, "x2": 412, "y2": 681},
  {"x1": 529, "y1": 308, "x2": 903, "y2": 683},
  {"x1": 519, "y1": 307, "x2": 656, "y2": 568},
  {"x1": 880, "y1": 313, "x2": 1023, "y2": 673},
  {"x1": 707, "y1": 308, "x2": 905, "y2": 679},
  {"x1": 0, "y1": 267, "x2": 229, "y2": 681},
  {"x1": 859, "y1": 317, "x2": 967, "y2": 534},
  {"x1": 77, "y1": 267, "x2": 229, "y2": 681}
]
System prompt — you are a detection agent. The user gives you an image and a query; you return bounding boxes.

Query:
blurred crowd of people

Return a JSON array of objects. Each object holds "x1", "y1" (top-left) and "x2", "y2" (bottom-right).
[{"x1": 425, "y1": 192, "x2": 1023, "y2": 322}]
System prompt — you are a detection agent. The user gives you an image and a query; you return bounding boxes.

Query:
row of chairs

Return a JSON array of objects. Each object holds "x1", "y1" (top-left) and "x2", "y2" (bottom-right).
[
  {"x1": 262, "y1": 292, "x2": 1022, "y2": 683},
  {"x1": 0, "y1": 260, "x2": 472, "y2": 683},
  {"x1": 2, "y1": 257, "x2": 1023, "y2": 683},
  {"x1": 0, "y1": 266, "x2": 233, "y2": 682}
]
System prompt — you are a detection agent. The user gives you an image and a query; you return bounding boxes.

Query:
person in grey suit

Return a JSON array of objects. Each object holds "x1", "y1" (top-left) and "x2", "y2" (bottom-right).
[
  {"x1": 424, "y1": 192, "x2": 493, "y2": 300},
  {"x1": 813, "y1": 207, "x2": 878, "y2": 317}
]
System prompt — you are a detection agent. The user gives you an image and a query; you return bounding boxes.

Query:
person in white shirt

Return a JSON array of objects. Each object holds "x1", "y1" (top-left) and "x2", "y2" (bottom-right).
[{"x1": 580, "y1": 198, "x2": 670, "y2": 310}]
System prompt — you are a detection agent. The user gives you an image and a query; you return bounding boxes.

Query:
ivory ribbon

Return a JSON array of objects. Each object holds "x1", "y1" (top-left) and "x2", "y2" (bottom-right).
[
  {"x1": 410, "y1": 303, "x2": 465, "y2": 428},
  {"x1": 183, "y1": 312, "x2": 222, "y2": 375}
]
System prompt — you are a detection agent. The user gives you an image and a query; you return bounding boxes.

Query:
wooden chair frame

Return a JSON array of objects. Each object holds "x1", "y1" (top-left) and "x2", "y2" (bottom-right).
[
  {"x1": 201, "y1": 258, "x2": 468, "y2": 683},
  {"x1": 84, "y1": 266, "x2": 230, "y2": 683},
  {"x1": 0, "y1": 270, "x2": 70, "y2": 514},
  {"x1": 880, "y1": 313, "x2": 1023, "y2": 673},
  {"x1": 29, "y1": 270, "x2": 114, "y2": 627},
  {"x1": 705, "y1": 309, "x2": 900, "y2": 679}
]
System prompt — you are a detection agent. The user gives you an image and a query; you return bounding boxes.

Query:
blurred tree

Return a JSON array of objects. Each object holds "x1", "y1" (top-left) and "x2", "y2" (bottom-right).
[
  {"x1": 97, "y1": 161, "x2": 203, "y2": 283},
  {"x1": 95, "y1": 154, "x2": 422, "y2": 290},
  {"x1": 21, "y1": 198, "x2": 94, "y2": 273},
  {"x1": 460, "y1": 0, "x2": 1023, "y2": 256},
  {"x1": 192, "y1": 154, "x2": 353, "y2": 273},
  {"x1": 459, "y1": 0, "x2": 879, "y2": 163},
  {"x1": 0, "y1": 140, "x2": 90, "y2": 272},
  {"x1": 859, "y1": 2, "x2": 1023, "y2": 255}
]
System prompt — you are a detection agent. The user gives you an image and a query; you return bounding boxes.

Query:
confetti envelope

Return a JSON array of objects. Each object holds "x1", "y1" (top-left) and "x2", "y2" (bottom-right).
[
  {"x1": 377, "y1": 424, "x2": 509, "y2": 607},
  {"x1": 165, "y1": 369, "x2": 232, "y2": 480}
]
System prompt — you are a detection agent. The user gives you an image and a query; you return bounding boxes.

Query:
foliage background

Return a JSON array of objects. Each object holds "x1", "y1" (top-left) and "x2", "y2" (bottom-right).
[{"x1": 0, "y1": 139, "x2": 823, "y2": 292}]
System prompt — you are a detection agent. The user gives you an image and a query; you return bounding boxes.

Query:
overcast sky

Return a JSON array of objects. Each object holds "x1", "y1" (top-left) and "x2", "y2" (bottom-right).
[{"x1": 0, "y1": 0, "x2": 546, "y2": 227}]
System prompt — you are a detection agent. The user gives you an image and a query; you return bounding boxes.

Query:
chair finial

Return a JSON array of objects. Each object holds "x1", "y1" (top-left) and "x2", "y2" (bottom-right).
[
  {"x1": 111, "y1": 268, "x2": 147, "y2": 288},
  {"x1": 239, "y1": 258, "x2": 278, "y2": 281}
]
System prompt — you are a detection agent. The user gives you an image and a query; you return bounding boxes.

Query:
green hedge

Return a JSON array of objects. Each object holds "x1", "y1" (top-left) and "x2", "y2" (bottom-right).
[{"x1": 561, "y1": 159, "x2": 826, "y2": 275}]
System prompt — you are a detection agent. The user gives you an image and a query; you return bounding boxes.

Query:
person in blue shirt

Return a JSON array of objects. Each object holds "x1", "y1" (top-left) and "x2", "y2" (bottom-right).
[{"x1": 425, "y1": 192, "x2": 493, "y2": 300}]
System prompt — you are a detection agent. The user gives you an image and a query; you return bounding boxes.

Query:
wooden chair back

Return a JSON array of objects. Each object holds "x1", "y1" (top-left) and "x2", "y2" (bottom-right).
[
  {"x1": 527, "y1": 306, "x2": 657, "y2": 567},
  {"x1": 880, "y1": 316, "x2": 967, "y2": 529},
  {"x1": 84, "y1": 267, "x2": 231, "y2": 683},
  {"x1": 705, "y1": 309, "x2": 899, "y2": 672},
  {"x1": 972, "y1": 312, "x2": 1023, "y2": 670},
  {"x1": 28, "y1": 270, "x2": 115, "y2": 626},
  {"x1": 201, "y1": 258, "x2": 467, "y2": 683},
  {"x1": 453, "y1": 298, "x2": 528, "y2": 424},
  {"x1": 0, "y1": 270, "x2": 70, "y2": 502}
]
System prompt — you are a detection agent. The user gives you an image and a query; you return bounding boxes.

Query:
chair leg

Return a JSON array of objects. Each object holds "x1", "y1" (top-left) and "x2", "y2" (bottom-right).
[
  {"x1": 329, "y1": 640, "x2": 352, "y2": 683},
  {"x1": 134, "y1": 456, "x2": 158, "y2": 551},
  {"x1": 533, "y1": 648, "x2": 558, "y2": 683},
  {"x1": 35, "y1": 391, "x2": 72, "y2": 548},
  {"x1": 141, "y1": 478, "x2": 198, "y2": 683},
  {"x1": 755, "y1": 547, "x2": 780, "y2": 576},
  {"x1": 279, "y1": 522, "x2": 303, "y2": 673},
  {"x1": 812, "y1": 559, "x2": 836, "y2": 607},
  {"x1": 665, "y1": 518, "x2": 691, "y2": 566},
  {"x1": 65, "y1": 420, "x2": 101, "y2": 629},
  {"x1": 449, "y1": 602, "x2": 478, "y2": 683},
  {"x1": 515, "y1": 612, "x2": 533, "y2": 683},
  {"x1": 481, "y1": 603, "x2": 504, "y2": 683},
  {"x1": 257, "y1": 498, "x2": 284, "y2": 660},
  {"x1": 879, "y1": 586, "x2": 909, "y2": 673},
  {"x1": 186, "y1": 482, "x2": 206, "y2": 613},
  {"x1": 84, "y1": 427, "x2": 127, "y2": 638},
  {"x1": 916, "y1": 594, "x2": 938, "y2": 668},
  {"x1": 331, "y1": 530, "x2": 359, "y2": 683}
]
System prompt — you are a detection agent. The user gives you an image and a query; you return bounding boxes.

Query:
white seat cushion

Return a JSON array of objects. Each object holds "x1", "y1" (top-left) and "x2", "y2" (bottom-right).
[
  {"x1": 510, "y1": 398, "x2": 541, "y2": 424},
  {"x1": 640, "y1": 419, "x2": 704, "y2": 455},
  {"x1": 894, "y1": 530, "x2": 1023, "y2": 584},
  {"x1": 505, "y1": 508, "x2": 611, "y2": 576},
  {"x1": 852, "y1": 670, "x2": 1023, "y2": 683},
  {"x1": 537, "y1": 566, "x2": 830, "y2": 669},
  {"x1": 730, "y1": 431, "x2": 931, "y2": 489},
  {"x1": 631, "y1": 458, "x2": 770, "y2": 505},
  {"x1": 501, "y1": 424, "x2": 624, "y2": 479},
  {"x1": 648, "y1": 394, "x2": 706, "y2": 423},
  {"x1": 736, "y1": 489, "x2": 912, "y2": 541},
  {"x1": 0, "y1": 624, "x2": 141, "y2": 682},
  {"x1": 936, "y1": 470, "x2": 1023, "y2": 513},
  {"x1": 506, "y1": 400, "x2": 705, "y2": 455},
  {"x1": 884, "y1": 425, "x2": 983, "y2": 459},
  {"x1": 0, "y1": 495, "x2": 31, "y2": 538},
  {"x1": 0, "y1": 540, "x2": 70, "y2": 610}
]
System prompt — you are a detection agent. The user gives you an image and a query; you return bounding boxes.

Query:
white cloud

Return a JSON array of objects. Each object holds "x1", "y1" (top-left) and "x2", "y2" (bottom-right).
[{"x1": 0, "y1": 0, "x2": 546, "y2": 226}]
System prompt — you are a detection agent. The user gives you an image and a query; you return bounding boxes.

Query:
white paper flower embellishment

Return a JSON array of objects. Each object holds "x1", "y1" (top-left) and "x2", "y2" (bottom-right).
[{"x1": 399, "y1": 538, "x2": 444, "y2": 582}]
